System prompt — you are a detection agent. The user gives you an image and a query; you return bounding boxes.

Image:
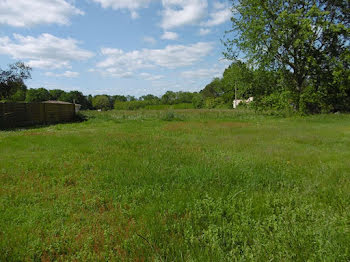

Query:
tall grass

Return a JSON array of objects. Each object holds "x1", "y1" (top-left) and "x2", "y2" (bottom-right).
[{"x1": 1, "y1": 110, "x2": 349, "y2": 261}]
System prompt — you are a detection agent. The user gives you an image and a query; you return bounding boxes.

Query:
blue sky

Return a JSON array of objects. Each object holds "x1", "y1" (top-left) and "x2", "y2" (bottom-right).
[{"x1": 0, "y1": 0, "x2": 232, "y2": 97}]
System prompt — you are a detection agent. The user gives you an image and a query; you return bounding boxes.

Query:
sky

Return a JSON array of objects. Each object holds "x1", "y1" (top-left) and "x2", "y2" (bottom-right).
[{"x1": 0, "y1": 0, "x2": 233, "y2": 97}]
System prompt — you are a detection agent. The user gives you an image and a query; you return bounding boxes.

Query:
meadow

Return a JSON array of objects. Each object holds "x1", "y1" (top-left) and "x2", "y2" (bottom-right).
[{"x1": 1, "y1": 109, "x2": 349, "y2": 261}]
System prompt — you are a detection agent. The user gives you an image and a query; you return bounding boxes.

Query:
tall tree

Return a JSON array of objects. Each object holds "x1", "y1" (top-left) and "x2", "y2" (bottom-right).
[
  {"x1": 224, "y1": 0, "x2": 349, "y2": 111},
  {"x1": 0, "y1": 62, "x2": 31, "y2": 100},
  {"x1": 222, "y1": 61, "x2": 253, "y2": 103},
  {"x1": 200, "y1": 78, "x2": 225, "y2": 98}
]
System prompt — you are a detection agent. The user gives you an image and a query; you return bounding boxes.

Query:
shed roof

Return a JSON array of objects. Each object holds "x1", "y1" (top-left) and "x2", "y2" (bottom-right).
[{"x1": 43, "y1": 100, "x2": 73, "y2": 105}]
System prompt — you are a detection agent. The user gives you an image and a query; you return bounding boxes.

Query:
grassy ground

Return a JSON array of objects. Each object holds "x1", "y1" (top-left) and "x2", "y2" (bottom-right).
[
  {"x1": 144, "y1": 103, "x2": 194, "y2": 110},
  {"x1": 1, "y1": 109, "x2": 349, "y2": 261}
]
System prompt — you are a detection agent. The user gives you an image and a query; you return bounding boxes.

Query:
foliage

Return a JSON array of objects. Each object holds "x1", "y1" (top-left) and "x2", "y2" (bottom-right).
[
  {"x1": 7, "y1": 83, "x2": 27, "y2": 102},
  {"x1": 1, "y1": 110, "x2": 350, "y2": 260},
  {"x1": 25, "y1": 88, "x2": 50, "y2": 102},
  {"x1": 92, "y1": 95, "x2": 111, "y2": 110},
  {"x1": 144, "y1": 103, "x2": 194, "y2": 110},
  {"x1": 252, "y1": 91, "x2": 294, "y2": 115},
  {"x1": 192, "y1": 93, "x2": 205, "y2": 108},
  {"x1": 204, "y1": 97, "x2": 226, "y2": 109},
  {"x1": 49, "y1": 89, "x2": 65, "y2": 101},
  {"x1": 161, "y1": 91, "x2": 177, "y2": 104},
  {"x1": 140, "y1": 94, "x2": 159, "y2": 102},
  {"x1": 224, "y1": 0, "x2": 350, "y2": 113},
  {"x1": 0, "y1": 62, "x2": 31, "y2": 100},
  {"x1": 161, "y1": 111, "x2": 184, "y2": 121},
  {"x1": 200, "y1": 77, "x2": 224, "y2": 98},
  {"x1": 59, "y1": 91, "x2": 92, "y2": 110}
]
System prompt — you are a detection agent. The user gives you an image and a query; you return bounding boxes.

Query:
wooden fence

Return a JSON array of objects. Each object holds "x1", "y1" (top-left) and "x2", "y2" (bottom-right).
[{"x1": 0, "y1": 102, "x2": 76, "y2": 129}]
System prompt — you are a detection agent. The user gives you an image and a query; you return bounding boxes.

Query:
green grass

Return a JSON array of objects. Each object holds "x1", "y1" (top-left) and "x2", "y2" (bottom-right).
[
  {"x1": 1, "y1": 109, "x2": 350, "y2": 261},
  {"x1": 143, "y1": 103, "x2": 194, "y2": 110}
]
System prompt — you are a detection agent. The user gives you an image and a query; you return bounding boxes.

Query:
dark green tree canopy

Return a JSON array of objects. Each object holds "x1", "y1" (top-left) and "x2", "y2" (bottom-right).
[
  {"x1": 25, "y1": 88, "x2": 50, "y2": 102},
  {"x1": 140, "y1": 94, "x2": 159, "y2": 101}
]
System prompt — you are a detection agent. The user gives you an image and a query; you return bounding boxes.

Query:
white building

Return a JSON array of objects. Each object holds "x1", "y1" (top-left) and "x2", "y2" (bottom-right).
[{"x1": 233, "y1": 97, "x2": 254, "y2": 109}]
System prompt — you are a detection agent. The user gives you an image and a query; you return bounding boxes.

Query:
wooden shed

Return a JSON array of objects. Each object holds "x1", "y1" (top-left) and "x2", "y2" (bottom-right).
[{"x1": 0, "y1": 101, "x2": 76, "y2": 129}]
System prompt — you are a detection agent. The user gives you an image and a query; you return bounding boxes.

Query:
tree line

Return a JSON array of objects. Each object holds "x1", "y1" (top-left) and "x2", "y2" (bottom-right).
[{"x1": 0, "y1": 62, "x2": 207, "y2": 110}]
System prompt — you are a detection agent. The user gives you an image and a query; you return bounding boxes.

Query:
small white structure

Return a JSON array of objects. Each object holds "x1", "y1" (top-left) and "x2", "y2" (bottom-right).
[
  {"x1": 75, "y1": 104, "x2": 81, "y2": 113},
  {"x1": 233, "y1": 97, "x2": 254, "y2": 109}
]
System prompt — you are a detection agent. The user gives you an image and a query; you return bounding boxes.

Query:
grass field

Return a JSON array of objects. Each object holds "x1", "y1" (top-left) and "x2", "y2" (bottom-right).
[{"x1": 1, "y1": 109, "x2": 350, "y2": 261}]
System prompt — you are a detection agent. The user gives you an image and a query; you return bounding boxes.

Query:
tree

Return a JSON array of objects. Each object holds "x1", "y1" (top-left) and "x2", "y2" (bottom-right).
[
  {"x1": 140, "y1": 94, "x2": 159, "y2": 102},
  {"x1": 221, "y1": 61, "x2": 254, "y2": 103},
  {"x1": 25, "y1": 88, "x2": 50, "y2": 102},
  {"x1": 113, "y1": 95, "x2": 127, "y2": 102},
  {"x1": 200, "y1": 78, "x2": 224, "y2": 99},
  {"x1": 7, "y1": 81, "x2": 27, "y2": 101},
  {"x1": 49, "y1": 89, "x2": 65, "y2": 101},
  {"x1": 126, "y1": 95, "x2": 137, "y2": 102},
  {"x1": 224, "y1": 0, "x2": 349, "y2": 112},
  {"x1": 0, "y1": 62, "x2": 31, "y2": 100},
  {"x1": 92, "y1": 95, "x2": 111, "y2": 110},
  {"x1": 176, "y1": 92, "x2": 194, "y2": 103},
  {"x1": 161, "y1": 91, "x2": 177, "y2": 104},
  {"x1": 192, "y1": 93, "x2": 205, "y2": 108},
  {"x1": 59, "y1": 91, "x2": 91, "y2": 109}
]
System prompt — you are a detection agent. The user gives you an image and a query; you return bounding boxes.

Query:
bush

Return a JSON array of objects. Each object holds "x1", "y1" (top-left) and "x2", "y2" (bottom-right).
[
  {"x1": 299, "y1": 86, "x2": 324, "y2": 114},
  {"x1": 144, "y1": 103, "x2": 193, "y2": 110},
  {"x1": 192, "y1": 93, "x2": 204, "y2": 109},
  {"x1": 162, "y1": 111, "x2": 184, "y2": 121},
  {"x1": 253, "y1": 91, "x2": 294, "y2": 114},
  {"x1": 92, "y1": 95, "x2": 111, "y2": 111},
  {"x1": 114, "y1": 100, "x2": 151, "y2": 110},
  {"x1": 204, "y1": 97, "x2": 226, "y2": 109}
]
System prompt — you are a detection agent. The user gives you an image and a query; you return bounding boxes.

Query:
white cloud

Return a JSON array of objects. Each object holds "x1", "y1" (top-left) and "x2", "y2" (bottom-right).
[
  {"x1": 140, "y1": 73, "x2": 164, "y2": 81},
  {"x1": 90, "y1": 0, "x2": 229, "y2": 29},
  {"x1": 45, "y1": 71, "x2": 80, "y2": 78},
  {"x1": 89, "y1": 67, "x2": 133, "y2": 78},
  {"x1": 213, "y1": 1, "x2": 226, "y2": 10},
  {"x1": 0, "y1": 33, "x2": 94, "y2": 69},
  {"x1": 202, "y1": 3, "x2": 231, "y2": 27},
  {"x1": 143, "y1": 36, "x2": 157, "y2": 45},
  {"x1": 161, "y1": 0, "x2": 208, "y2": 29},
  {"x1": 0, "y1": 0, "x2": 83, "y2": 27},
  {"x1": 92, "y1": 0, "x2": 154, "y2": 9},
  {"x1": 199, "y1": 28, "x2": 211, "y2": 35},
  {"x1": 181, "y1": 65, "x2": 226, "y2": 79},
  {"x1": 92, "y1": 0, "x2": 155, "y2": 18},
  {"x1": 96, "y1": 42, "x2": 214, "y2": 77},
  {"x1": 161, "y1": 31, "x2": 179, "y2": 40}
]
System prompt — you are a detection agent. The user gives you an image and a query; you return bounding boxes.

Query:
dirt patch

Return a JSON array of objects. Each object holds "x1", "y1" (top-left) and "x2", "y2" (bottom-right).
[{"x1": 23, "y1": 132, "x2": 55, "y2": 136}]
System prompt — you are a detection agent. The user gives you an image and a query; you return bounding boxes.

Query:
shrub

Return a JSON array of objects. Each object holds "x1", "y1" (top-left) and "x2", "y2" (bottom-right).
[
  {"x1": 92, "y1": 95, "x2": 111, "y2": 111},
  {"x1": 299, "y1": 86, "x2": 324, "y2": 114},
  {"x1": 204, "y1": 97, "x2": 226, "y2": 109},
  {"x1": 253, "y1": 91, "x2": 294, "y2": 114},
  {"x1": 114, "y1": 100, "x2": 150, "y2": 110},
  {"x1": 192, "y1": 93, "x2": 204, "y2": 109},
  {"x1": 162, "y1": 111, "x2": 184, "y2": 121}
]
